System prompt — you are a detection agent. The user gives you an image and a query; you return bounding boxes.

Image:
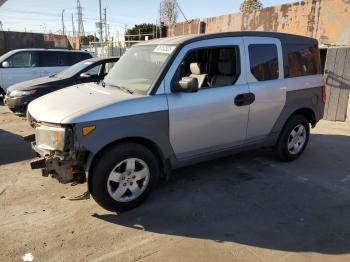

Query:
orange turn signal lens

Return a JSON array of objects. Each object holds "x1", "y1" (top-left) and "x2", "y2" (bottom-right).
[{"x1": 82, "y1": 126, "x2": 96, "y2": 136}]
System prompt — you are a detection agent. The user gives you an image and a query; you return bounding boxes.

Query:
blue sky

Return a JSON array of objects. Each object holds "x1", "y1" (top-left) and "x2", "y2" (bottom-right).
[{"x1": 0, "y1": 0, "x2": 294, "y2": 35}]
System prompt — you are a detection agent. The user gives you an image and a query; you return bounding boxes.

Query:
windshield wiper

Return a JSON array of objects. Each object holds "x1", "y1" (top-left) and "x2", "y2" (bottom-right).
[
  {"x1": 49, "y1": 74, "x2": 56, "y2": 78},
  {"x1": 107, "y1": 83, "x2": 134, "y2": 94}
]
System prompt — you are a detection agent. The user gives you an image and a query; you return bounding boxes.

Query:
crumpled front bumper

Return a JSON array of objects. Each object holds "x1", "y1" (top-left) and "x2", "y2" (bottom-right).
[{"x1": 28, "y1": 135, "x2": 86, "y2": 184}]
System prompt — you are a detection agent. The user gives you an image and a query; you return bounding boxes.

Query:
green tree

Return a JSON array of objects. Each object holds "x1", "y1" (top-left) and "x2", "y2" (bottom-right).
[
  {"x1": 240, "y1": 0, "x2": 263, "y2": 13},
  {"x1": 80, "y1": 35, "x2": 99, "y2": 45},
  {"x1": 125, "y1": 23, "x2": 160, "y2": 40}
]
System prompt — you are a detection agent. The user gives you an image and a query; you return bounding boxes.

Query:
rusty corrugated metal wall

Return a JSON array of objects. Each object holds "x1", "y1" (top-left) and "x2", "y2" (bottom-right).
[
  {"x1": 166, "y1": 0, "x2": 350, "y2": 46},
  {"x1": 166, "y1": 19, "x2": 201, "y2": 37}
]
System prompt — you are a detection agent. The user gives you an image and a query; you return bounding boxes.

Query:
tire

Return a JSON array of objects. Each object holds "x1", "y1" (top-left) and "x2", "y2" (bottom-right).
[
  {"x1": 90, "y1": 143, "x2": 160, "y2": 212},
  {"x1": 276, "y1": 115, "x2": 310, "y2": 161}
]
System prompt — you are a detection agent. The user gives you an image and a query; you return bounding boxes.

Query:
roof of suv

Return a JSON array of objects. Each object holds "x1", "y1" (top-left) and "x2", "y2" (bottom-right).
[
  {"x1": 10, "y1": 48, "x2": 91, "y2": 53},
  {"x1": 136, "y1": 31, "x2": 318, "y2": 47}
]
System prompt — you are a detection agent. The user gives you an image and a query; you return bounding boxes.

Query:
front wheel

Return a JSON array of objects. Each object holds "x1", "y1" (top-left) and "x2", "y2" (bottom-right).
[
  {"x1": 90, "y1": 143, "x2": 160, "y2": 212},
  {"x1": 276, "y1": 115, "x2": 310, "y2": 161}
]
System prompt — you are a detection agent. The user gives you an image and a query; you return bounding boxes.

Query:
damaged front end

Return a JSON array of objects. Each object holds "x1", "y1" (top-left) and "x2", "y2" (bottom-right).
[{"x1": 26, "y1": 115, "x2": 87, "y2": 184}]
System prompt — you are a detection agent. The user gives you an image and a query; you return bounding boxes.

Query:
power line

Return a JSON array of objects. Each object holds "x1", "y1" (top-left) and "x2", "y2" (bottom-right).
[{"x1": 176, "y1": 0, "x2": 188, "y2": 22}]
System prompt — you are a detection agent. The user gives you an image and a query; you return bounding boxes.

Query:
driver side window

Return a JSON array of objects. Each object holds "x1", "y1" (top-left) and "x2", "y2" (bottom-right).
[
  {"x1": 85, "y1": 64, "x2": 101, "y2": 76},
  {"x1": 6, "y1": 51, "x2": 38, "y2": 68},
  {"x1": 174, "y1": 46, "x2": 240, "y2": 89}
]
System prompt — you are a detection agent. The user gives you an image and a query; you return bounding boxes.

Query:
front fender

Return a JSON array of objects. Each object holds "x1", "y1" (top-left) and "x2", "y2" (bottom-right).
[{"x1": 77, "y1": 110, "x2": 173, "y2": 169}]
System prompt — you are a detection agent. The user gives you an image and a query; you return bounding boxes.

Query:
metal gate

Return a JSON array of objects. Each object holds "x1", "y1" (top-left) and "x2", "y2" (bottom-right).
[{"x1": 323, "y1": 47, "x2": 350, "y2": 121}]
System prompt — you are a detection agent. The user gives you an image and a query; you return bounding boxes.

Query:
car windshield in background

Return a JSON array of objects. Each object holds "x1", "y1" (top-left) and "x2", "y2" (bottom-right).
[
  {"x1": 0, "y1": 51, "x2": 13, "y2": 62},
  {"x1": 104, "y1": 45, "x2": 175, "y2": 94},
  {"x1": 56, "y1": 60, "x2": 94, "y2": 79}
]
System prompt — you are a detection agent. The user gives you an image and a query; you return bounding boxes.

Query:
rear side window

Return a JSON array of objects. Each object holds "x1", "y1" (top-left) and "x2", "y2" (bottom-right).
[
  {"x1": 39, "y1": 51, "x2": 63, "y2": 67},
  {"x1": 287, "y1": 44, "x2": 321, "y2": 77},
  {"x1": 70, "y1": 52, "x2": 91, "y2": 65},
  {"x1": 249, "y1": 44, "x2": 279, "y2": 81},
  {"x1": 39, "y1": 51, "x2": 91, "y2": 67}
]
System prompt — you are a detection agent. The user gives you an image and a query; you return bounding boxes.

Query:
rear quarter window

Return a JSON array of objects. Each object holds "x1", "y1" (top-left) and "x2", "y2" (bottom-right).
[
  {"x1": 70, "y1": 52, "x2": 92, "y2": 65},
  {"x1": 286, "y1": 44, "x2": 321, "y2": 77},
  {"x1": 248, "y1": 44, "x2": 279, "y2": 81}
]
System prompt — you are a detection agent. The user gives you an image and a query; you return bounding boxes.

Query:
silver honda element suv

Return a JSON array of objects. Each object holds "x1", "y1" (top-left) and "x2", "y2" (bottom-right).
[{"x1": 27, "y1": 32, "x2": 325, "y2": 212}]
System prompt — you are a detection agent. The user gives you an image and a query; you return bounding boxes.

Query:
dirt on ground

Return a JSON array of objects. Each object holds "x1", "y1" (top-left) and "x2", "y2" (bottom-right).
[{"x1": 0, "y1": 102, "x2": 350, "y2": 262}]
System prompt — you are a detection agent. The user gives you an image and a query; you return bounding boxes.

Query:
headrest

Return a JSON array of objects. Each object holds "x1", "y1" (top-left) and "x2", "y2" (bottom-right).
[
  {"x1": 218, "y1": 61, "x2": 234, "y2": 75},
  {"x1": 190, "y1": 63, "x2": 203, "y2": 75}
]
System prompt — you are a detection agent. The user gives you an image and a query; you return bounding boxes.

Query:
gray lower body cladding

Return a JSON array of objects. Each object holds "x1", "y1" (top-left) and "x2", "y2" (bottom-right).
[{"x1": 76, "y1": 110, "x2": 174, "y2": 174}]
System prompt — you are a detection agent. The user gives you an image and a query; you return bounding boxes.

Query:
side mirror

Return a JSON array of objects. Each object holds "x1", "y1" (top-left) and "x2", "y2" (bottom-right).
[
  {"x1": 80, "y1": 72, "x2": 91, "y2": 80},
  {"x1": 172, "y1": 77, "x2": 199, "y2": 93},
  {"x1": 1, "y1": 61, "x2": 9, "y2": 68}
]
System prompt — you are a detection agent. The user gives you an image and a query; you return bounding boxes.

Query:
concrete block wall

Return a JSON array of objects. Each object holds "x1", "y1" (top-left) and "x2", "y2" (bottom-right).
[{"x1": 0, "y1": 31, "x2": 79, "y2": 56}]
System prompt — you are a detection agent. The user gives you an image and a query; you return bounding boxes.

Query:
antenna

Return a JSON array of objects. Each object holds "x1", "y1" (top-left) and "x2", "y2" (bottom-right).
[{"x1": 76, "y1": 0, "x2": 85, "y2": 37}]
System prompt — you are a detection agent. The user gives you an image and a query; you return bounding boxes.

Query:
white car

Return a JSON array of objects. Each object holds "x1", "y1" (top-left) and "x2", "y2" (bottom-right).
[{"x1": 0, "y1": 49, "x2": 93, "y2": 96}]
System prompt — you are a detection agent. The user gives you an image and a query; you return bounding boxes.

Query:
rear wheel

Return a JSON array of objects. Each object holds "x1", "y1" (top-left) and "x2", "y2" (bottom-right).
[
  {"x1": 90, "y1": 143, "x2": 160, "y2": 212},
  {"x1": 276, "y1": 115, "x2": 310, "y2": 161}
]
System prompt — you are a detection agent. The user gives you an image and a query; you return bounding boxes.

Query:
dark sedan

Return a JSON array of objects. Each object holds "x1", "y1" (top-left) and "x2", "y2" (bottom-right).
[{"x1": 4, "y1": 57, "x2": 119, "y2": 114}]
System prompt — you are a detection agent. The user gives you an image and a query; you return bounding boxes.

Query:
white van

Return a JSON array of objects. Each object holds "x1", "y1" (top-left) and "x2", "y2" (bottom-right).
[{"x1": 0, "y1": 49, "x2": 93, "y2": 96}]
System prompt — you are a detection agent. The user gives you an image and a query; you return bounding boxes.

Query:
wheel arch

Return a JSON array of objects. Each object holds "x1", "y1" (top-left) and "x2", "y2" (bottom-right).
[
  {"x1": 289, "y1": 107, "x2": 317, "y2": 127},
  {"x1": 270, "y1": 106, "x2": 317, "y2": 146},
  {"x1": 87, "y1": 136, "x2": 170, "y2": 193}
]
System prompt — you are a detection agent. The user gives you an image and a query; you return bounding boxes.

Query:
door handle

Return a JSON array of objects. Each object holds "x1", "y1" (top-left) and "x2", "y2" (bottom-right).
[
  {"x1": 234, "y1": 93, "x2": 255, "y2": 107},
  {"x1": 234, "y1": 94, "x2": 246, "y2": 106}
]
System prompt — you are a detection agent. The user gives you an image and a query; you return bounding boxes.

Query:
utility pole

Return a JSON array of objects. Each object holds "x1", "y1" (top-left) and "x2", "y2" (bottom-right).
[
  {"x1": 61, "y1": 9, "x2": 65, "y2": 35},
  {"x1": 76, "y1": 0, "x2": 85, "y2": 37},
  {"x1": 71, "y1": 13, "x2": 76, "y2": 37},
  {"x1": 0, "y1": 21, "x2": 3, "y2": 31},
  {"x1": 98, "y1": 0, "x2": 103, "y2": 43},
  {"x1": 159, "y1": 2, "x2": 162, "y2": 38},
  {"x1": 104, "y1": 8, "x2": 107, "y2": 42}
]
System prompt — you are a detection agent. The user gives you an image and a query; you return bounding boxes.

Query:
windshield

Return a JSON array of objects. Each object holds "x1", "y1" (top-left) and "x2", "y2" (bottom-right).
[
  {"x1": 56, "y1": 60, "x2": 94, "y2": 79},
  {"x1": 104, "y1": 45, "x2": 175, "y2": 94},
  {"x1": 0, "y1": 51, "x2": 14, "y2": 63}
]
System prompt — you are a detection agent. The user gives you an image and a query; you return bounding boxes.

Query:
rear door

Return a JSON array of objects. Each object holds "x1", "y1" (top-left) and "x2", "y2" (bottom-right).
[
  {"x1": 39, "y1": 51, "x2": 66, "y2": 76},
  {"x1": 1, "y1": 51, "x2": 40, "y2": 90},
  {"x1": 165, "y1": 37, "x2": 250, "y2": 159},
  {"x1": 243, "y1": 37, "x2": 287, "y2": 143}
]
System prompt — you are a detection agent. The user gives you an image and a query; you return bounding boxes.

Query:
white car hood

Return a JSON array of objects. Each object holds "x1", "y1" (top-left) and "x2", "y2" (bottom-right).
[{"x1": 28, "y1": 83, "x2": 135, "y2": 124}]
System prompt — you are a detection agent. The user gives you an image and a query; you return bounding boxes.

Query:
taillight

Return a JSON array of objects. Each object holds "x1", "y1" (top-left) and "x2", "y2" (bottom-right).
[{"x1": 322, "y1": 85, "x2": 327, "y2": 104}]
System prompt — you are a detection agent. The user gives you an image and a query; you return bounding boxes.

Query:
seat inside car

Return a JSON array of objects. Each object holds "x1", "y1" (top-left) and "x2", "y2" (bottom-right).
[
  {"x1": 189, "y1": 62, "x2": 207, "y2": 88},
  {"x1": 210, "y1": 49, "x2": 236, "y2": 87}
]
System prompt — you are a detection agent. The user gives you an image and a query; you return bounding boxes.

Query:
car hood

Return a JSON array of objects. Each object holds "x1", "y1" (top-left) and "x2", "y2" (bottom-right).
[
  {"x1": 28, "y1": 82, "x2": 136, "y2": 124},
  {"x1": 7, "y1": 76, "x2": 61, "y2": 92}
]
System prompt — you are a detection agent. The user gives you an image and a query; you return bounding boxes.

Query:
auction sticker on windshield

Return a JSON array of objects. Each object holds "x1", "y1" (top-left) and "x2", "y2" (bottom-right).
[{"x1": 153, "y1": 45, "x2": 176, "y2": 54}]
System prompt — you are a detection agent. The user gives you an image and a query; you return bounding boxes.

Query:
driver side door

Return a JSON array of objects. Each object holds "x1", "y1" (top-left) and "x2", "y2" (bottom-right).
[
  {"x1": 2, "y1": 51, "x2": 40, "y2": 91},
  {"x1": 164, "y1": 37, "x2": 250, "y2": 160}
]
